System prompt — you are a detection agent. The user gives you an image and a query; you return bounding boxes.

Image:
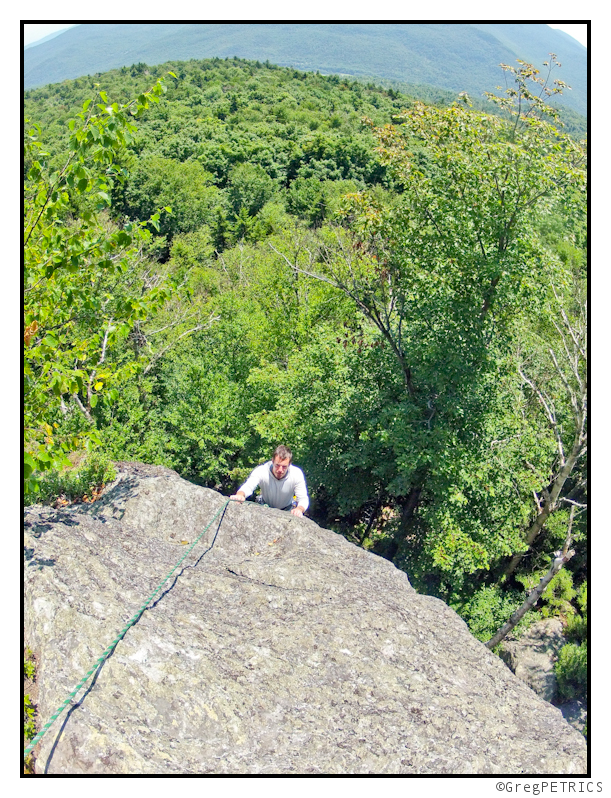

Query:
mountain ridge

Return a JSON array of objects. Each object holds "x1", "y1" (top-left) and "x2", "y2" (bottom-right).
[{"x1": 23, "y1": 22, "x2": 587, "y2": 116}]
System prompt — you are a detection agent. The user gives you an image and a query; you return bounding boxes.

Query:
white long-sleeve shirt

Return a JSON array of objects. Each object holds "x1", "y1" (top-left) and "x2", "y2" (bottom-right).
[{"x1": 238, "y1": 461, "x2": 309, "y2": 511}]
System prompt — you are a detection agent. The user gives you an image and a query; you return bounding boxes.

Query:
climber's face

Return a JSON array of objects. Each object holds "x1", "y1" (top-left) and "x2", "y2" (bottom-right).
[{"x1": 271, "y1": 457, "x2": 291, "y2": 480}]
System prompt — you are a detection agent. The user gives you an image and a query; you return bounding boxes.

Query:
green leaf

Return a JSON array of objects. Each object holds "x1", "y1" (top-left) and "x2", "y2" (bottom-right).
[
  {"x1": 115, "y1": 230, "x2": 132, "y2": 246},
  {"x1": 24, "y1": 453, "x2": 35, "y2": 479}
]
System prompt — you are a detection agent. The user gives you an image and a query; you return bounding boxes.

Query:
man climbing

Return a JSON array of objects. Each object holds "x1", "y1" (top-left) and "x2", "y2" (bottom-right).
[{"x1": 229, "y1": 445, "x2": 309, "y2": 517}]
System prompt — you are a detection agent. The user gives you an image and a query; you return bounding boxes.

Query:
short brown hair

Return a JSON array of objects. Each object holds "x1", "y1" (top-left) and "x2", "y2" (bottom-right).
[{"x1": 272, "y1": 444, "x2": 292, "y2": 463}]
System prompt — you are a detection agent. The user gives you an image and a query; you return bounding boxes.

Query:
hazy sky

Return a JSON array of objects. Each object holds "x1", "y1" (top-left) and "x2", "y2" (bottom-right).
[
  {"x1": 547, "y1": 23, "x2": 588, "y2": 47},
  {"x1": 23, "y1": 22, "x2": 589, "y2": 48},
  {"x1": 23, "y1": 23, "x2": 79, "y2": 46}
]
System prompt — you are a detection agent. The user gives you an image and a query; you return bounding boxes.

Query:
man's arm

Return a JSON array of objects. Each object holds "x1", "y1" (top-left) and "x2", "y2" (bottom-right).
[
  {"x1": 291, "y1": 468, "x2": 309, "y2": 516},
  {"x1": 230, "y1": 464, "x2": 265, "y2": 502}
]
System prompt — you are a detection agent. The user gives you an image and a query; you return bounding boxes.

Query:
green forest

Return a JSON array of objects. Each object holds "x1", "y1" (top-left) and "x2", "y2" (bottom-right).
[{"x1": 23, "y1": 57, "x2": 587, "y2": 706}]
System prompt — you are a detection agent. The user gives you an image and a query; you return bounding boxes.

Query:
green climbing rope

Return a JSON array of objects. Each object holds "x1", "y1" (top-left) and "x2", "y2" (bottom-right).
[{"x1": 24, "y1": 497, "x2": 232, "y2": 761}]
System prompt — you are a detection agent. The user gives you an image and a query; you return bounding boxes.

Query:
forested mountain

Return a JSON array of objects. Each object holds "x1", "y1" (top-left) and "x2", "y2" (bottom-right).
[
  {"x1": 23, "y1": 23, "x2": 587, "y2": 117},
  {"x1": 24, "y1": 57, "x2": 587, "y2": 713}
]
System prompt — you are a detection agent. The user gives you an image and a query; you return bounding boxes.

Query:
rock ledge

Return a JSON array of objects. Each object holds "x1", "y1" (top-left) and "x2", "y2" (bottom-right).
[{"x1": 24, "y1": 463, "x2": 587, "y2": 774}]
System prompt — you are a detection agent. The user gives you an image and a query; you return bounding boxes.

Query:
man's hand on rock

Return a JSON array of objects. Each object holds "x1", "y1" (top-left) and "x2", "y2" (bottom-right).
[
  {"x1": 291, "y1": 506, "x2": 304, "y2": 517},
  {"x1": 230, "y1": 491, "x2": 246, "y2": 503}
]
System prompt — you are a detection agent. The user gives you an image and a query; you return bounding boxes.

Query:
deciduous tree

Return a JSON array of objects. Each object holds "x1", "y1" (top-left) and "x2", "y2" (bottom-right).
[
  {"x1": 24, "y1": 78, "x2": 173, "y2": 492},
  {"x1": 275, "y1": 59, "x2": 586, "y2": 589}
]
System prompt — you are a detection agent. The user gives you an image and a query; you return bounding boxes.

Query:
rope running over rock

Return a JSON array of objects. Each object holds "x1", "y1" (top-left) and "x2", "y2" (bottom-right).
[{"x1": 24, "y1": 497, "x2": 231, "y2": 760}]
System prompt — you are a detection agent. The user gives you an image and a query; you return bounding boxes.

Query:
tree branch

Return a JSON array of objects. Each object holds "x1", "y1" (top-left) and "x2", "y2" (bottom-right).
[
  {"x1": 488, "y1": 546, "x2": 575, "y2": 649},
  {"x1": 72, "y1": 393, "x2": 93, "y2": 423},
  {"x1": 142, "y1": 315, "x2": 220, "y2": 375}
]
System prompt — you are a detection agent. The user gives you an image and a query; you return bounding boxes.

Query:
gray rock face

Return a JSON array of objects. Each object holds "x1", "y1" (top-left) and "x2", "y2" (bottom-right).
[
  {"x1": 24, "y1": 463, "x2": 587, "y2": 774},
  {"x1": 499, "y1": 619, "x2": 567, "y2": 703},
  {"x1": 559, "y1": 701, "x2": 587, "y2": 736}
]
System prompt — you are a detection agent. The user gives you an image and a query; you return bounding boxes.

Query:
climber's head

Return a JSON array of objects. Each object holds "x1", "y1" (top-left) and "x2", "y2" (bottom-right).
[{"x1": 271, "y1": 445, "x2": 292, "y2": 480}]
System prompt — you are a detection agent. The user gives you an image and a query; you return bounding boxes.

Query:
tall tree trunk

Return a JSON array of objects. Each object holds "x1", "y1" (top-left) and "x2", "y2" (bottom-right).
[
  {"x1": 359, "y1": 490, "x2": 384, "y2": 544},
  {"x1": 400, "y1": 486, "x2": 422, "y2": 537}
]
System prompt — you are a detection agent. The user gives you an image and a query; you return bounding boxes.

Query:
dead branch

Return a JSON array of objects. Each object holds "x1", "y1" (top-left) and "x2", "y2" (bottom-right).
[{"x1": 487, "y1": 507, "x2": 576, "y2": 649}]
